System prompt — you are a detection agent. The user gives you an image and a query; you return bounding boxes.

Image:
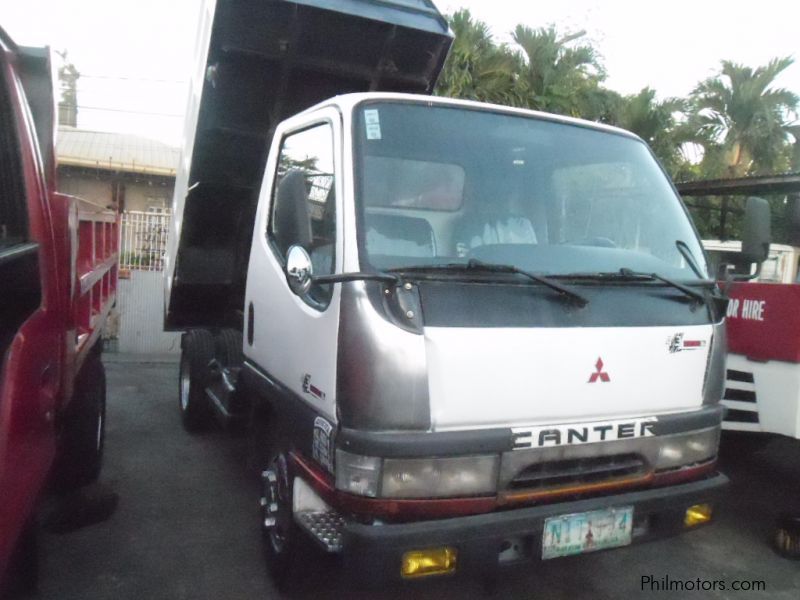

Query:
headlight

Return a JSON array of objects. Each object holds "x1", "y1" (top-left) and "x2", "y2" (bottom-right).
[
  {"x1": 382, "y1": 455, "x2": 498, "y2": 499},
  {"x1": 655, "y1": 428, "x2": 720, "y2": 470},
  {"x1": 335, "y1": 451, "x2": 381, "y2": 498},
  {"x1": 335, "y1": 450, "x2": 499, "y2": 498}
]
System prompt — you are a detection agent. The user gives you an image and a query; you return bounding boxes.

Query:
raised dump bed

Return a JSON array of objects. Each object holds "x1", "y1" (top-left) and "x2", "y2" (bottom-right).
[{"x1": 165, "y1": 0, "x2": 452, "y2": 329}]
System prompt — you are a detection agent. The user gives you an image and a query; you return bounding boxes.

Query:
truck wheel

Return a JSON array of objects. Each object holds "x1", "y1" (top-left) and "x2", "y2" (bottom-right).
[
  {"x1": 52, "y1": 355, "x2": 106, "y2": 492},
  {"x1": 261, "y1": 451, "x2": 310, "y2": 591},
  {"x1": 4, "y1": 519, "x2": 39, "y2": 596},
  {"x1": 773, "y1": 514, "x2": 800, "y2": 560},
  {"x1": 179, "y1": 329, "x2": 215, "y2": 432},
  {"x1": 216, "y1": 328, "x2": 243, "y2": 368},
  {"x1": 720, "y1": 431, "x2": 772, "y2": 456}
]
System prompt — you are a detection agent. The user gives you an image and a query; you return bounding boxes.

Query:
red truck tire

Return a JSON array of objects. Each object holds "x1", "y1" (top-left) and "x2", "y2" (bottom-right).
[
  {"x1": 52, "y1": 355, "x2": 106, "y2": 493},
  {"x1": 2, "y1": 518, "x2": 38, "y2": 596},
  {"x1": 179, "y1": 329, "x2": 215, "y2": 432}
]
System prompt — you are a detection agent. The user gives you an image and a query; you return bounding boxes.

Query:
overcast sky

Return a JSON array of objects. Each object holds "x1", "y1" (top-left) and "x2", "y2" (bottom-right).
[{"x1": 1, "y1": 0, "x2": 798, "y2": 146}]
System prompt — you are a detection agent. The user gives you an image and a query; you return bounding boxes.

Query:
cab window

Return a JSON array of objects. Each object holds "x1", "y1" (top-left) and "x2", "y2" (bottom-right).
[{"x1": 268, "y1": 123, "x2": 336, "y2": 306}]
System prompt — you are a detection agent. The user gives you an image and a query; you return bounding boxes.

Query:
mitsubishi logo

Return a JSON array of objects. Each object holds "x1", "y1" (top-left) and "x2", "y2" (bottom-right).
[{"x1": 588, "y1": 357, "x2": 610, "y2": 383}]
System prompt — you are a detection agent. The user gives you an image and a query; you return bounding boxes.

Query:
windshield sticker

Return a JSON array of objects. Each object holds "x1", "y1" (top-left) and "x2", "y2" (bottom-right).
[{"x1": 364, "y1": 109, "x2": 382, "y2": 140}]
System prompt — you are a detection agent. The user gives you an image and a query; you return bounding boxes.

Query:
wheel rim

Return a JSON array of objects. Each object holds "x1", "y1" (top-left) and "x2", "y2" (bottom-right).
[
  {"x1": 267, "y1": 484, "x2": 286, "y2": 554},
  {"x1": 179, "y1": 354, "x2": 191, "y2": 412},
  {"x1": 776, "y1": 528, "x2": 800, "y2": 557},
  {"x1": 263, "y1": 456, "x2": 290, "y2": 554}
]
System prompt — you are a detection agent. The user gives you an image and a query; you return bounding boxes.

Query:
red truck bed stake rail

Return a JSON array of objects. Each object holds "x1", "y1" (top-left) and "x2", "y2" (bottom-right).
[{"x1": 71, "y1": 195, "x2": 119, "y2": 364}]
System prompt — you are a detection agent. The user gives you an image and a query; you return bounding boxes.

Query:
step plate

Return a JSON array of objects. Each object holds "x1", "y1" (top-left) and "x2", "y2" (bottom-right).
[{"x1": 296, "y1": 510, "x2": 345, "y2": 553}]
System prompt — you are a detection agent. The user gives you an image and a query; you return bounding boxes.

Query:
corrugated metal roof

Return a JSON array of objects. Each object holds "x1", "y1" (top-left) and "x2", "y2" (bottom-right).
[
  {"x1": 56, "y1": 126, "x2": 179, "y2": 177},
  {"x1": 676, "y1": 172, "x2": 800, "y2": 196}
]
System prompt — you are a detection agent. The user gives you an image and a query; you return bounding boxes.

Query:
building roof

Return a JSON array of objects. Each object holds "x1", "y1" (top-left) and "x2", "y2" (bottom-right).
[
  {"x1": 56, "y1": 126, "x2": 179, "y2": 177},
  {"x1": 675, "y1": 172, "x2": 800, "y2": 196}
]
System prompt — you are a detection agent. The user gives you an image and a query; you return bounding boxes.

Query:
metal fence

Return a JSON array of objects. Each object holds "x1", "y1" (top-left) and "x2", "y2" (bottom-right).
[
  {"x1": 117, "y1": 270, "x2": 181, "y2": 354},
  {"x1": 120, "y1": 209, "x2": 170, "y2": 271}
]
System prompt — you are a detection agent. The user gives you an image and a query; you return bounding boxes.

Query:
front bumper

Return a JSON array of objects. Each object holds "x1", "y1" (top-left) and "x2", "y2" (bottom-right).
[{"x1": 341, "y1": 473, "x2": 728, "y2": 584}]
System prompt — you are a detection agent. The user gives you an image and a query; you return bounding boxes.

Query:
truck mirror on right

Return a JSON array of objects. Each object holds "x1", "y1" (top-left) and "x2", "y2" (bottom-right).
[
  {"x1": 741, "y1": 196, "x2": 771, "y2": 265},
  {"x1": 789, "y1": 194, "x2": 800, "y2": 247}
]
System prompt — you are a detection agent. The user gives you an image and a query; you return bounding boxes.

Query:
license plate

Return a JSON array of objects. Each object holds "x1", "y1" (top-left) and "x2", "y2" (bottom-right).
[{"x1": 542, "y1": 506, "x2": 633, "y2": 559}]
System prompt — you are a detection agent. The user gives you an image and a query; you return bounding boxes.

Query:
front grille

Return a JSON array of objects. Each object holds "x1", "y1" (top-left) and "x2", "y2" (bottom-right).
[{"x1": 508, "y1": 453, "x2": 647, "y2": 490}]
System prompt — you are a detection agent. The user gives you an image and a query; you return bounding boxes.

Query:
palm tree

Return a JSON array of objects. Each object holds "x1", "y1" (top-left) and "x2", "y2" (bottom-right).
[
  {"x1": 510, "y1": 25, "x2": 604, "y2": 117},
  {"x1": 787, "y1": 125, "x2": 800, "y2": 171},
  {"x1": 691, "y1": 57, "x2": 799, "y2": 176},
  {"x1": 435, "y1": 10, "x2": 518, "y2": 105},
  {"x1": 613, "y1": 88, "x2": 692, "y2": 177}
]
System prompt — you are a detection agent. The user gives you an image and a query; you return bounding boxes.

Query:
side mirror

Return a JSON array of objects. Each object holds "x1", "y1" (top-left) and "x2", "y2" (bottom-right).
[
  {"x1": 285, "y1": 245, "x2": 313, "y2": 295},
  {"x1": 789, "y1": 195, "x2": 800, "y2": 246},
  {"x1": 741, "y1": 196, "x2": 771, "y2": 264}
]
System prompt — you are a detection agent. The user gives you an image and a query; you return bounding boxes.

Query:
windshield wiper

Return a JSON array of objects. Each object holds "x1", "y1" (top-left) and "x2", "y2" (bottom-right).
[
  {"x1": 563, "y1": 268, "x2": 707, "y2": 304},
  {"x1": 617, "y1": 268, "x2": 706, "y2": 304},
  {"x1": 313, "y1": 272, "x2": 399, "y2": 285},
  {"x1": 675, "y1": 240, "x2": 704, "y2": 279},
  {"x1": 389, "y1": 259, "x2": 589, "y2": 307}
]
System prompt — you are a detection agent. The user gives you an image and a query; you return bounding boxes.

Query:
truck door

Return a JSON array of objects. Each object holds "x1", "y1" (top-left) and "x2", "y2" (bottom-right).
[{"x1": 245, "y1": 111, "x2": 342, "y2": 423}]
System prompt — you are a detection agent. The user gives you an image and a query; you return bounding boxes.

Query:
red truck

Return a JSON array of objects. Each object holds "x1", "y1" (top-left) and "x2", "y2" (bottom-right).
[{"x1": 0, "y1": 27, "x2": 117, "y2": 590}]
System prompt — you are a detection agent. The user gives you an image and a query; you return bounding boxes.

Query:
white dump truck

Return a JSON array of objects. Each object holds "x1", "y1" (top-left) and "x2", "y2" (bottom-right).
[{"x1": 165, "y1": 0, "x2": 756, "y2": 587}]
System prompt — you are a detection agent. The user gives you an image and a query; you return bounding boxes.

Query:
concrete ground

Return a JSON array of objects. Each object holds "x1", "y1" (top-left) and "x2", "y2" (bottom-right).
[{"x1": 21, "y1": 357, "x2": 800, "y2": 599}]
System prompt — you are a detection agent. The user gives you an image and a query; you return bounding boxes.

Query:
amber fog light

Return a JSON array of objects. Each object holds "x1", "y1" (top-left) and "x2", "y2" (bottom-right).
[
  {"x1": 684, "y1": 503, "x2": 713, "y2": 527},
  {"x1": 401, "y1": 547, "x2": 457, "y2": 578}
]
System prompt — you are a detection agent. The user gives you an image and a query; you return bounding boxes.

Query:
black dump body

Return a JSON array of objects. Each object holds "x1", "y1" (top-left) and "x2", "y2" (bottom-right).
[{"x1": 165, "y1": 0, "x2": 452, "y2": 330}]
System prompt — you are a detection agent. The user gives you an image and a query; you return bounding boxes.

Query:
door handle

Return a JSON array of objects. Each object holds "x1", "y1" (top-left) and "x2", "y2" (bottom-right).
[{"x1": 247, "y1": 302, "x2": 255, "y2": 346}]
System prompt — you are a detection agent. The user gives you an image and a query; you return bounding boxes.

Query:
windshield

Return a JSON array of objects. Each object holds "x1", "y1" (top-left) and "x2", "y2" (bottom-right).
[{"x1": 353, "y1": 101, "x2": 708, "y2": 280}]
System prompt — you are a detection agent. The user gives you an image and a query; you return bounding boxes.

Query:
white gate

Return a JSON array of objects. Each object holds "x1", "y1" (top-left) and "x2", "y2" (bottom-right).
[
  {"x1": 116, "y1": 210, "x2": 180, "y2": 354},
  {"x1": 120, "y1": 209, "x2": 170, "y2": 271}
]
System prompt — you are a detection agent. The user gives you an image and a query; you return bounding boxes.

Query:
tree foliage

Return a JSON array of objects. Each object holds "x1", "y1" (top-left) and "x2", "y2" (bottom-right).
[
  {"x1": 435, "y1": 12, "x2": 798, "y2": 181},
  {"x1": 690, "y1": 58, "x2": 799, "y2": 177},
  {"x1": 435, "y1": 11, "x2": 799, "y2": 240},
  {"x1": 612, "y1": 88, "x2": 694, "y2": 176},
  {"x1": 55, "y1": 49, "x2": 80, "y2": 107},
  {"x1": 510, "y1": 25, "x2": 604, "y2": 117},
  {"x1": 434, "y1": 10, "x2": 520, "y2": 105}
]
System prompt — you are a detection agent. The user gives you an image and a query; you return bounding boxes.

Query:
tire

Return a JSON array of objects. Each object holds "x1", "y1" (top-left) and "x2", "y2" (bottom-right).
[
  {"x1": 215, "y1": 329, "x2": 243, "y2": 368},
  {"x1": 261, "y1": 450, "x2": 312, "y2": 592},
  {"x1": 4, "y1": 519, "x2": 39, "y2": 597},
  {"x1": 720, "y1": 431, "x2": 773, "y2": 457},
  {"x1": 52, "y1": 355, "x2": 106, "y2": 492},
  {"x1": 179, "y1": 329, "x2": 216, "y2": 433}
]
